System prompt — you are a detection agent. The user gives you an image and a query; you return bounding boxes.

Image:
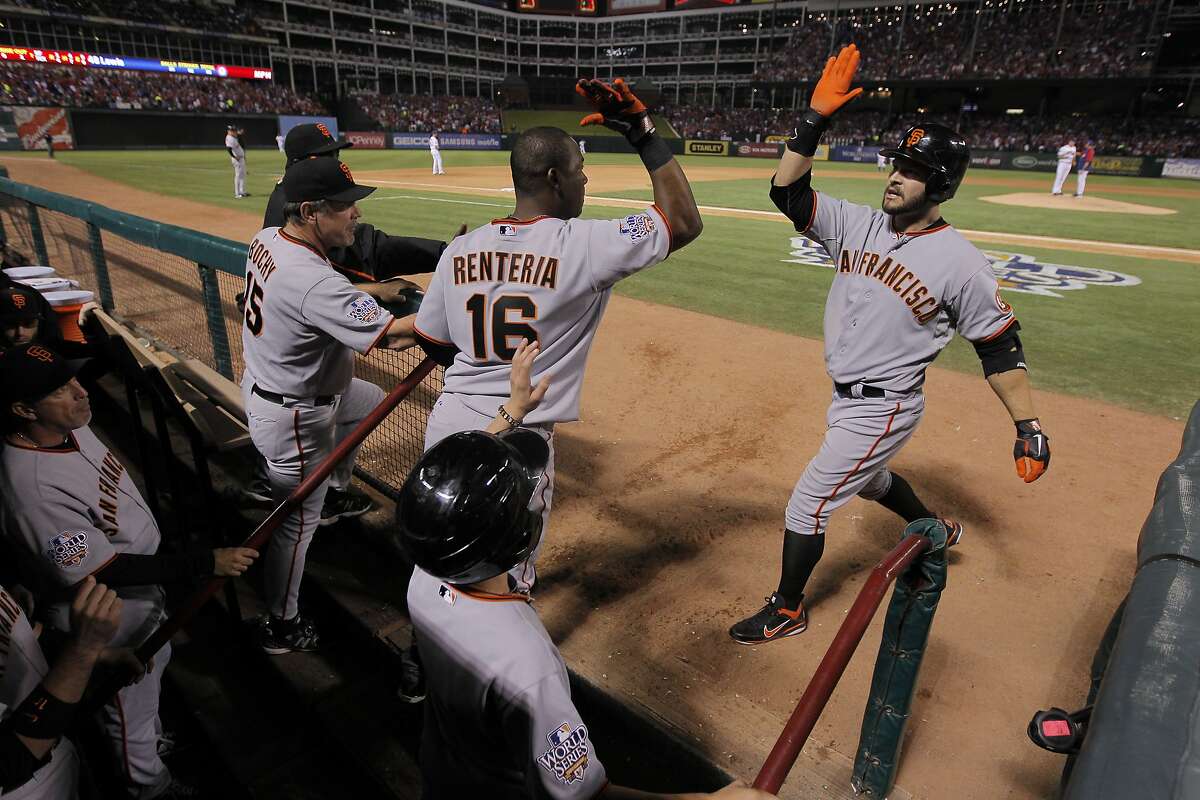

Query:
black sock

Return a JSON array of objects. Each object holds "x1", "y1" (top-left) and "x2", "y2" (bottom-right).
[
  {"x1": 874, "y1": 472, "x2": 933, "y2": 522},
  {"x1": 776, "y1": 530, "x2": 824, "y2": 608}
]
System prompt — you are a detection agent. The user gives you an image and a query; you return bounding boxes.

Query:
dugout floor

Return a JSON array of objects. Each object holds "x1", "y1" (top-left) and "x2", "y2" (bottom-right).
[{"x1": 2, "y1": 156, "x2": 1186, "y2": 800}]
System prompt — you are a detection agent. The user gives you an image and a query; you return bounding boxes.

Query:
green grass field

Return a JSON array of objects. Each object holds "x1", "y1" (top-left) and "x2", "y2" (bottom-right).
[{"x1": 10, "y1": 148, "x2": 1199, "y2": 418}]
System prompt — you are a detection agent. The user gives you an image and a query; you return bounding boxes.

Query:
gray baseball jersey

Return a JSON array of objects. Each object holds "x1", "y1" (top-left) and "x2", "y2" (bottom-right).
[
  {"x1": 225, "y1": 133, "x2": 245, "y2": 159},
  {"x1": 414, "y1": 207, "x2": 672, "y2": 424},
  {"x1": 804, "y1": 191, "x2": 1014, "y2": 392},
  {"x1": 0, "y1": 426, "x2": 162, "y2": 615},
  {"x1": 241, "y1": 228, "x2": 393, "y2": 397},
  {"x1": 407, "y1": 567, "x2": 607, "y2": 797}
]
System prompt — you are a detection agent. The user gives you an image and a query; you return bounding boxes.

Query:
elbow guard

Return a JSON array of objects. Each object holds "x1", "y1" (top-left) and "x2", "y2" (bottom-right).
[
  {"x1": 974, "y1": 321, "x2": 1027, "y2": 377},
  {"x1": 769, "y1": 170, "x2": 816, "y2": 232}
]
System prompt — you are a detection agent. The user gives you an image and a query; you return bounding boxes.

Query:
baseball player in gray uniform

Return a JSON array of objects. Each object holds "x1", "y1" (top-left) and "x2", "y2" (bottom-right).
[
  {"x1": 397, "y1": 348, "x2": 774, "y2": 800},
  {"x1": 0, "y1": 344, "x2": 256, "y2": 798},
  {"x1": 413, "y1": 80, "x2": 702, "y2": 595},
  {"x1": 240, "y1": 157, "x2": 416, "y2": 654},
  {"x1": 225, "y1": 125, "x2": 248, "y2": 199},
  {"x1": 729, "y1": 45, "x2": 1051, "y2": 645}
]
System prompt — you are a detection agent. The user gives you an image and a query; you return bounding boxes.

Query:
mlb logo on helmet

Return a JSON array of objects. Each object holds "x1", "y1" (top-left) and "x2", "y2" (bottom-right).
[{"x1": 907, "y1": 128, "x2": 925, "y2": 147}]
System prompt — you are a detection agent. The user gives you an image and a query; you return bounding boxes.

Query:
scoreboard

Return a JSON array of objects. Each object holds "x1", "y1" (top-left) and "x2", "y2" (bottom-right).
[
  {"x1": 516, "y1": 0, "x2": 597, "y2": 15},
  {"x1": 0, "y1": 47, "x2": 272, "y2": 80}
]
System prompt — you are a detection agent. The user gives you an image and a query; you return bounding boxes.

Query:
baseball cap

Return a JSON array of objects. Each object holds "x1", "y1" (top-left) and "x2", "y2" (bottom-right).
[
  {"x1": 0, "y1": 343, "x2": 79, "y2": 407},
  {"x1": 281, "y1": 158, "x2": 375, "y2": 204},
  {"x1": 0, "y1": 285, "x2": 41, "y2": 324},
  {"x1": 284, "y1": 123, "x2": 352, "y2": 165}
]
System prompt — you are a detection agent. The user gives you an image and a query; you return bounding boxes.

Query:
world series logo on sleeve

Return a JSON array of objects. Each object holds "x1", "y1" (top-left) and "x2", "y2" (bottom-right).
[
  {"x1": 348, "y1": 296, "x2": 382, "y2": 324},
  {"x1": 536, "y1": 722, "x2": 592, "y2": 785},
  {"x1": 47, "y1": 531, "x2": 89, "y2": 568},
  {"x1": 619, "y1": 213, "x2": 655, "y2": 243}
]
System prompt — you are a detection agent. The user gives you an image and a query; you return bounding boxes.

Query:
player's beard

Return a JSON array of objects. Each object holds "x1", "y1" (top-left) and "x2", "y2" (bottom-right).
[{"x1": 882, "y1": 187, "x2": 928, "y2": 216}]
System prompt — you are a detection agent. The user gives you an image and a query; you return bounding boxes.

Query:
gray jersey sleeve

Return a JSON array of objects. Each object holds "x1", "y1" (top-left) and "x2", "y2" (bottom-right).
[
  {"x1": 300, "y1": 277, "x2": 394, "y2": 354},
  {"x1": 505, "y1": 672, "x2": 608, "y2": 799},
  {"x1": 25, "y1": 486, "x2": 119, "y2": 585},
  {"x1": 413, "y1": 259, "x2": 452, "y2": 345},
  {"x1": 949, "y1": 263, "x2": 1016, "y2": 342},
  {"x1": 581, "y1": 205, "x2": 672, "y2": 290},
  {"x1": 806, "y1": 191, "x2": 877, "y2": 263}
]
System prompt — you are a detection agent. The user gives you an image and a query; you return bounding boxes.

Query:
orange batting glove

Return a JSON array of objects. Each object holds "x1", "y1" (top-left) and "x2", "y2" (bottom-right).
[
  {"x1": 810, "y1": 44, "x2": 864, "y2": 117},
  {"x1": 576, "y1": 78, "x2": 655, "y2": 145},
  {"x1": 1013, "y1": 419, "x2": 1050, "y2": 483}
]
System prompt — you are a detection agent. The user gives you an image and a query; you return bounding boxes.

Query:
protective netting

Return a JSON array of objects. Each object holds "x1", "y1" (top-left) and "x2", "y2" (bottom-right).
[{"x1": 0, "y1": 190, "x2": 440, "y2": 496}]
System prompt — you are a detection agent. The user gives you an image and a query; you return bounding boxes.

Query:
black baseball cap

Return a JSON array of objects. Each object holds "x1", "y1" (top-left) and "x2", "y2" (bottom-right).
[
  {"x1": 0, "y1": 343, "x2": 79, "y2": 406},
  {"x1": 0, "y1": 285, "x2": 41, "y2": 324},
  {"x1": 281, "y1": 157, "x2": 375, "y2": 204},
  {"x1": 284, "y1": 123, "x2": 352, "y2": 165}
]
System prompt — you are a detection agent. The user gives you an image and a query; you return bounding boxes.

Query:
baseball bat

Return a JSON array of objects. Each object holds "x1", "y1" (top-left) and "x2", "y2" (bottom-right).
[
  {"x1": 117, "y1": 356, "x2": 436, "y2": 673},
  {"x1": 752, "y1": 532, "x2": 932, "y2": 793}
]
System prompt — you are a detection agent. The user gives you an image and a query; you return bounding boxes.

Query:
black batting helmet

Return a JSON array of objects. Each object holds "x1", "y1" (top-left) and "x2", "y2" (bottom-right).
[
  {"x1": 395, "y1": 428, "x2": 549, "y2": 584},
  {"x1": 879, "y1": 123, "x2": 970, "y2": 203}
]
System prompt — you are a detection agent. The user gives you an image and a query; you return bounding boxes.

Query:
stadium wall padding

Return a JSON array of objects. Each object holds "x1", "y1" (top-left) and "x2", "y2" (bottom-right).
[{"x1": 68, "y1": 109, "x2": 279, "y2": 150}]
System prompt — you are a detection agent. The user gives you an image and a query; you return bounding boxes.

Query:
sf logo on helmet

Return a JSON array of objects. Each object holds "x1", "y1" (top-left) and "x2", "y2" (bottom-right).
[
  {"x1": 907, "y1": 128, "x2": 925, "y2": 147},
  {"x1": 316, "y1": 123, "x2": 332, "y2": 140},
  {"x1": 27, "y1": 346, "x2": 55, "y2": 363},
  {"x1": 11, "y1": 294, "x2": 26, "y2": 310}
]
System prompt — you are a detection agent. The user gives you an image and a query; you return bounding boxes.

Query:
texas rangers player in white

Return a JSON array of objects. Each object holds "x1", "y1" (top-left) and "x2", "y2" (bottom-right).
[
  {"x1": 729, "y1": 45, "x2": 1050, "y2": 645},
  {"x1": 429, "y1": 132, "x2": 444, "y2": 175},
  {"x1": 0, "y1": 344, "x2": 256, "y2": 798},
  {"x1": 1051, "y1": 138, "x2": 1076, "y2": 196},
  {"x1": 413, "y1": 83, "x2": 702, "y2": 595},
  {"x1": 226, "y1": 124, "x2": 248, "y2": 198},
  {"x1": 240, "y1": 157, "x2": 416, "y2": 654}
]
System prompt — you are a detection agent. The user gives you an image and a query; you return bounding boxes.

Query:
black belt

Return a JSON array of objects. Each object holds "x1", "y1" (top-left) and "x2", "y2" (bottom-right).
[
  {"x1": 835, "y1": 382, "x2": 885, "y2": 399},
  {"x1": 252, "y1": 384, "x2": 336, "y2": 406}
]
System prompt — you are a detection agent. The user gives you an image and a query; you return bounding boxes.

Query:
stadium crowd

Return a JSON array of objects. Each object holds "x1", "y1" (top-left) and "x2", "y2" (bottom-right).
[
  {"x1": 0, "y1": 63, "x2": 324, "y2": 115},
  {"x1": 664, "y1": 106, "x2": 1200, "y2": 158},
  {"x1": 354, "y1": 93, "x2": 502, "y2": 134},
  {"x1": 9, "y1": 0, "x2": 258, "y2": 32}
]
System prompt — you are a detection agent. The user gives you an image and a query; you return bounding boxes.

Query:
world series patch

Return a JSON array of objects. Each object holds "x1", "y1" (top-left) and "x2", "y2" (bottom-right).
[
  {"x1": 48, "y1": 531, "x2": 89, "y2": 568},
  {"x1": 536, "y1": 722, "x2": 591, "y2": 785},
  {"x1": 619, "y1": 213, "x2": 655, "y2": 243},
  {"x1": 348, "y1": 296, "x2": 381, "y2": 324}
]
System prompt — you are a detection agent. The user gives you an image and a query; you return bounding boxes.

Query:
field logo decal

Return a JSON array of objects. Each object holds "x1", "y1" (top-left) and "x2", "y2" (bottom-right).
[{"x1": 784, "y1": 237, "x2": 1142, "y2": 298}]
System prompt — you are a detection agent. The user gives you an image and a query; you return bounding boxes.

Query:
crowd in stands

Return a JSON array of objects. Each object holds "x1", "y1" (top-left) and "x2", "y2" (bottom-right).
[
  {"x1": 756, "y1": 3, "x2": 1154, "y2": 82},
  {"x1": 9, "y1": 0, "x2": 258, "y2": 33},
  {"x1": 354, "y1": 93, "x2": 502, "y2": 134},
  {"x1": 0, "y1": 63, "x2": 324, "y2": 115},
  {"x1": 664, "y1": 105, "x2": 1200, "y2": 158}
]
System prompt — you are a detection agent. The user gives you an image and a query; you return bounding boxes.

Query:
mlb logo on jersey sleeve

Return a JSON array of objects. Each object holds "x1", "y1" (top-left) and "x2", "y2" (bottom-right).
[
  {"x1": 536, "y1": 722, "x2": 592, "y2": 785},
  {"x1": 619, "y1": 213, "x2": 655, "y2": 242},
  {"x1": 347, "y1": 296, "x2": 381, "y2": 324},
  {"x1": 47, "y1": 531, "x2": 89, "y2": 568}
]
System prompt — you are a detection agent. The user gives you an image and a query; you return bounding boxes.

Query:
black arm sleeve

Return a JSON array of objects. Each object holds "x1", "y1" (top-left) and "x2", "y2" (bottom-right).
[
  {"x1": 413, "y1": 327, "x2": 458, "y2": 368},
  {"x1": 327, "y1": 224, "x2": 446, "y2": 282},
  {"x1": 973, "y1": 321, "x2": 1027, "y2": 377},
  {"x1": 92, "y1": 550, "x2": 216, "y2": 587},
  {"x1": 769, "y1": 170, "x2": 817, "y2": 233},
  {"x1": 0, "y1": 724, "x2": 51, "y2": 792}
]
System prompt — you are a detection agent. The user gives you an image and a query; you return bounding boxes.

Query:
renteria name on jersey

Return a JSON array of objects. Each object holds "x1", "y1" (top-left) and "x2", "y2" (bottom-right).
[
  {"x1": 452, "y1": 252, "x2": 559, "y2": 290},
  {"x1": 837, "y1": 248, "x2": 939, "y2": 324}
]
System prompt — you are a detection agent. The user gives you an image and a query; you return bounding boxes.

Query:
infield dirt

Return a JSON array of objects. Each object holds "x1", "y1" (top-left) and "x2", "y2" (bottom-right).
[{"x1": 2, "y1": 156, "x2": 1185, "y2": 800}]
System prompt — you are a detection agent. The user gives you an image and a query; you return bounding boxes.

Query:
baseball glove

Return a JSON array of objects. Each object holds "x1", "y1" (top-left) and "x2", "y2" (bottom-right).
[
  {"x1": 1013, "y1": 419, "x2": 1050, "y2": 483},
  {"x1": 575, "y1": 78, "x2": 655, "y2": 146}
]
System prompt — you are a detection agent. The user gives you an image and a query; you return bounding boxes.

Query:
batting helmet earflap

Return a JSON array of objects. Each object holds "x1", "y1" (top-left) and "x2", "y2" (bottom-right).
[
  {"x1": 879, "y1": 123, "x2": 970, "y2": 203},
  {"x1": 395, "y1": 428, "x2": 549, "y2": 585}
]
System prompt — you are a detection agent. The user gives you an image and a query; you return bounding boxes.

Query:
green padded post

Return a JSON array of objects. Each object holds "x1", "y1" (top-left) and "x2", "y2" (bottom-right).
[
  {"x1": 196, "y1": 263, "x2": 234, "y2": 379},
  {"x1": 87, "y1": 222, "x2": 115, "y2": 310},
  {"x1": 851, "y1": 518, "x2": 950, "y2": 798},
  {"x1": 27, "y1": 202, "x2": 50, "y2": 266}
]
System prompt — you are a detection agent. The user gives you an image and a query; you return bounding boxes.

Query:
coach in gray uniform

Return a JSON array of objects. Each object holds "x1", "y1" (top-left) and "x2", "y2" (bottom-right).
[
  {"x1": 729, "y1": 45, "x2": 1051, "y2": 645},
  {"x1": 397, "y1": 346, "x2": 775, "y2": 800},
  {"x1": 241, "y1": 158, "x2": 416, "y2": 654}
]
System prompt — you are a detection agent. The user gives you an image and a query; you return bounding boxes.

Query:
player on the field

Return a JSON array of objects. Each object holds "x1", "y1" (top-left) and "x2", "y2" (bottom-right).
[
  {"x1": 728, "y1": 45, "x2": 1050, "y2": 645},
  {"x1": 1051, "y1": 138, "x2": 1076, "y2": 196},
  {"x1": 226, "y1": 124, "x2": 248, "y2": 199},
  {"x1": 240, "y1": 157, "x2": 417, "y2": 654},
  {"x1": 1074, "y1": 140, "x2": 1095, "y2": 198},
  {"x1": 396, "y1": 344, "x2": 775, "y2": 800},
  {"x1": 429, "y1": 132, "x2": 445, "y2": 175}
]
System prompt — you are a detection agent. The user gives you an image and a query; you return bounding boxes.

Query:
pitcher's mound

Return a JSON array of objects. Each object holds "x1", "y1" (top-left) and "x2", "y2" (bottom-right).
[{"x1": 980, "y1": 192, "x2": 1175, "y2": 215}]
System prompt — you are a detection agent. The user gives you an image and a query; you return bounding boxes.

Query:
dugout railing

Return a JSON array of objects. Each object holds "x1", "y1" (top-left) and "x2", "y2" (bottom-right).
[{"x1": 0, "y1": 174, "x2": 442, "y2": 498}]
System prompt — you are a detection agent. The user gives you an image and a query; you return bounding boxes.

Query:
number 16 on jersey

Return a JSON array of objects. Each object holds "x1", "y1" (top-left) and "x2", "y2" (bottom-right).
[{"x1": 466, "y1": 293, "x2": 539, "y2": 361}]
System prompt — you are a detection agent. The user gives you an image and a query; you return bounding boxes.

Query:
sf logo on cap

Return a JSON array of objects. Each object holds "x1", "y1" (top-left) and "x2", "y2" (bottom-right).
[
  {"x1": 27, "y1": 345, "x2": 55, "y2": 363},
  {"x1": 10, "y1": 294, "x2": 26, "y2": 309},
  {"x1": 907, "y1": 128, "x2": 925, "y2": 147},
  {"x1": 339, "y1": 162, "x2": 354, "y2": 182},
  {"x1": 316, "y1": 123, "x2": 332, "y2": 139}
]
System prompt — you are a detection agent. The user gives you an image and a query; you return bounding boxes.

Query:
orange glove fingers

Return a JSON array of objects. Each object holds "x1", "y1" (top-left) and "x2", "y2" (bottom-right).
[
  {"x1": 579, "y1": 112, "x2": 605, "y2": 127},
  {"x1": 1016, "y1": 457, "x2": 1046, "y2": 483}
]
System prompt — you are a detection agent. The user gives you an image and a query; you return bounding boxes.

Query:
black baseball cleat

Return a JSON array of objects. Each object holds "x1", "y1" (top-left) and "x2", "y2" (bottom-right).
[
  {"x1": 729, "y1": 593, "x2": 808, "y2": 645},
  {"x1": 320, "y1": 488, "x2": 373, "y2": 526},
  {"x1": 259, "y1": 614, "x2": 320, "y2": 655},
  {"x1": 397, "y1": 647, "x2": 426, "y2": 704}
]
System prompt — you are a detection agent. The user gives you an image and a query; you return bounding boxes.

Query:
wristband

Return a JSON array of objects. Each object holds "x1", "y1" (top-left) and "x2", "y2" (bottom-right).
[
  {"x1": 636, "y1": 134, "x2": 674, "y2": 172},
  {"x1": 1015, "y1": 419, "x2": 1042, "y2": 435},
  {"x1": 9, "y1": 685, "x2": 76, "y2": 739},
  {"x1": 497, "y1": 405, "x2": 522, "y2": 428},
  {"x1": 786, "y1": 109, "x2": 830, "y2": 157}
]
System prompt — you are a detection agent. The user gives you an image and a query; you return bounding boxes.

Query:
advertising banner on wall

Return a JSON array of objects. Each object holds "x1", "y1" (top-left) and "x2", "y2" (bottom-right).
[
  {"x1": 6, "y1": 106, "x2": 74, "y2": 151},
  {"x1": 1005, "y1": 152, "x2": 1059, "y2": 171},
  {"x1": 390, "y1": 132, "x2": 501, "y2": 150},
  {"x1": 278, "y1": 115, "x2": 338, "y2": 139},
  {"x1": 1162, "y1": 158, "x2": 1200, "y2": 180},
  {"x1": 734, "y1": 141, "x2": 782, "y2": 158},
  {"x1": 346, "y1": 131, "x2": 386, "y2": 149},
  {"x1": 684, "y1": 140, "x2": 729, "y2": 156},
  {"x1": 830, "y1": 144, "x2": 880, "y2": 163},
  {"x1": 1089, "y1": 155, "x2": 1145, "y2": 177}
]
